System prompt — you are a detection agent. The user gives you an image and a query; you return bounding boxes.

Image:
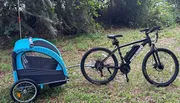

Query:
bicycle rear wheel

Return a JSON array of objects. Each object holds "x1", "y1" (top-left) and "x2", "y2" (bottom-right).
[
  {"x1": 80, "y1": 47, "x2": 118, "y2": 84},
  {"x1": 142, "y1": 48, "x2": 179, "y2": 87}
]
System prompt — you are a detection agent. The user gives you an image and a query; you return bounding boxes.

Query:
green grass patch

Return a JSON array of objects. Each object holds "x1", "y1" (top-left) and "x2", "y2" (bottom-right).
[
  {"x1": 0, "y1": 26, "x2": 180, "y2": 102},
  {"x1": 76, "y1": 43, "x2": 89, "y2": 50},
  {"x1": 62, "y1": 43, "x2": 76, "y2": 52}
]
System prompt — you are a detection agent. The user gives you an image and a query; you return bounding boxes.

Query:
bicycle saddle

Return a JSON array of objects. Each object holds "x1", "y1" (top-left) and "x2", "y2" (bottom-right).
[{"x1": 107, "y1": 34, "x2": 123, "y2": 39}]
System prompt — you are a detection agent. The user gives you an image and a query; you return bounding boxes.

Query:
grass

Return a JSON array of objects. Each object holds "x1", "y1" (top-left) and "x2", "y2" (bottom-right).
[{"x1": 0, "y1": 26, "x2": 180, "y2": 102}]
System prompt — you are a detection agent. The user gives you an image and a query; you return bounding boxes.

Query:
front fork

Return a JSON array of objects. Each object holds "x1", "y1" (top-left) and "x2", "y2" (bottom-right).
[{"x1": 151, "y1": 45, "x2": 163, "y2": 70}]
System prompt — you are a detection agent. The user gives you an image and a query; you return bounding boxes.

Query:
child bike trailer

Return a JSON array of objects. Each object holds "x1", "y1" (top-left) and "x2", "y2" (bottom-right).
[{"x1": 10, "y1": 37, "x2": 68, "y2": 102}]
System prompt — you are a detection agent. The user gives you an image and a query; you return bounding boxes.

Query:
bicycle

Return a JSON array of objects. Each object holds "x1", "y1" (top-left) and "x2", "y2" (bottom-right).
[{"x1": 80, "y1": 26, "x2": 179, "y2": 87}]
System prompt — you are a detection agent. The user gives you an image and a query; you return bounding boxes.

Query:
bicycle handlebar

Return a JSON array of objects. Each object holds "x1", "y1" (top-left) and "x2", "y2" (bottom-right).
[
  {"x1": 149, "y1": 26, "x2": 161, "y2": 33},
  {"x1": 140, "y1": 26, "x2": 162, "y2": 34},
  {"x1": 140, "y1": 26, "x2": 162, "y2": 44}
]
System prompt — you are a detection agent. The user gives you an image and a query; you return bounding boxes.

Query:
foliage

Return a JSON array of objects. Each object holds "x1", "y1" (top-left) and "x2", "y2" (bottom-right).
[
  {"x1": 0, "y1": 0, "x2": 179, "y2": 40},
  {"x1": 55, "y1": 0, "x2": 101, "y2": 35},
  {"x1": 97, "y1": 0, "x2": 148, "y2": 27},
  {"x1": 142, "y1": 0, "x2": 177, "y2": 27},
  {"x1": 0, "y1": 0, "x2": 101, "y2": 38},
  {"x1": 0, "y1": 0, "x2": 18, "y2": 36},
  {"x1": 97, "y1": 0, "x2": 179, "y2": 27},
  {"x1": 0, "y1": 0, "x2": 58, "y2": 38},
  {"x1": 167, "y1": 0, "x2": 180, "y2": 24}
]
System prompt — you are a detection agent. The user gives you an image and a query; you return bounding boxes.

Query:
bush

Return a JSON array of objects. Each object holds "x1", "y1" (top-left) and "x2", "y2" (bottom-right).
[
  {"x1": 97, "y1": 0, "x2": 177, "y2": 28},
  {"x1": 0, "y1": 0, "x2": 102, "y2": 38},
  {"x1": 142, "y1": 0, "x2": 176, "y2": 27}
]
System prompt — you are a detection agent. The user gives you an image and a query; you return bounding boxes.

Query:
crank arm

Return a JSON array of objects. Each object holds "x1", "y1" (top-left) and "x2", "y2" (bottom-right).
[{"x1": 125, "y1": 74, "x2": 129, "y2": 82}]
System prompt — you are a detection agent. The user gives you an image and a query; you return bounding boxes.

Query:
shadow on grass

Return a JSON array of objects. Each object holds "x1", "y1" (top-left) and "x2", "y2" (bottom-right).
[
  {"x1": 0, "y1": 86, "x2": 14, "y2": 103},
  {"x1": 36, "y1": 86, "x2": 66, "y2": 102},
  {"x1": 0, "y1": 84, "x2": 66, "y2": 103}
]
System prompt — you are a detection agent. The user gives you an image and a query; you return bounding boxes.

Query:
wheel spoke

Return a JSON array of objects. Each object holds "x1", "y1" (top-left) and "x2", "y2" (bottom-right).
[
  {"x1": 81, "y1": 48, "x2": 118, "y2": 84},
  {"x1": 12, "y1": 80, "x2": 38, "y2": 102},
  {"x1": 143, "y1": 49, "x2": 178, "y2": 87},
  {"x1": 107, "y1": 68, "x2": 112, "y2": 74},
  {"x1": 84, "y1": 65, "x2": 95, "y2": 68}
]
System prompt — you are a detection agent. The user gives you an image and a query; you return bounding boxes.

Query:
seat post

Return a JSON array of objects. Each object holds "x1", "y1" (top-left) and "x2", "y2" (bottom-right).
[
  {"x1": 112, "y1": 38, "x2": 119, "y2": 46},
  {"x1": 113, "y1": 39, "x2": 124, "y2": 63},
  {"x1": 117, "y1": 43, "x2": 124, "y2": 63}
]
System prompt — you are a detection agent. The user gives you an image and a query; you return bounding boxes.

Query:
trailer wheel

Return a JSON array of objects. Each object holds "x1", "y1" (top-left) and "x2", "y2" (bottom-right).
[{"x1": 10, "y1": 79, "x2": 39, "y2": 103}]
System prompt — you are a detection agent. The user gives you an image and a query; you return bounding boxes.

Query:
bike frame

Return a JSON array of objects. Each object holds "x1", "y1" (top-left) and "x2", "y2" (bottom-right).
[{"x1": 102, "y1": 34, "x2": 160, "y2": 66}]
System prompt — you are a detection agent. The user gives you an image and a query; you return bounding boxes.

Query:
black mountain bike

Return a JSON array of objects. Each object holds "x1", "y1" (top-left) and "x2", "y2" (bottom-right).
[{"x1": 80, "y1": 26, "x2": 179, "y2": 87}]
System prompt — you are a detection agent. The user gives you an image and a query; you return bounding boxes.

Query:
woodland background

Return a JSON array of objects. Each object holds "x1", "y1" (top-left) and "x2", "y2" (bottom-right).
[{"x1": 0, "y1": 0, "x2": 180, "y2": 47}]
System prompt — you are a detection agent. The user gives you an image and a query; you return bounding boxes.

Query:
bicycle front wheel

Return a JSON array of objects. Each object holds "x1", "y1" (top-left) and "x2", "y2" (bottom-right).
[
  {"x1": 142, "y1": 48, "x2": 179, "y2": 87},
  {"x1": 80, "y1": 47, "x2": 118, "y2": 84}
]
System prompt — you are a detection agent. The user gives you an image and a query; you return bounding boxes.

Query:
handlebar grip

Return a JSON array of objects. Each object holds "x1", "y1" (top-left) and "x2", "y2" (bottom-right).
[
  {"x1": 149, "y1": 26, "x2": 161, "y2": 33},
  {"x1": 28, "y1": 37, "x2": 34, "y2": 48}
]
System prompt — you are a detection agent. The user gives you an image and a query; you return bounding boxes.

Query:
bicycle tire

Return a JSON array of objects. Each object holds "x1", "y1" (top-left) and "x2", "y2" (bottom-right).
[
  {"x1": 80, "y1": 47, "x2": 118, "y2": 84},
  {"x1": 10, "y1": 79, "x2": 39, "y2": 103},
  {"x1": 142, "y1": 48, "x2": 179, "y2": 87}
]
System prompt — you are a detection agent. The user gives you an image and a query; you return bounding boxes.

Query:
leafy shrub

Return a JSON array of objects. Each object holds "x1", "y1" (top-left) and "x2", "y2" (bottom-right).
[{"x1": 142, "y1": 0, "x2": 176, "y2": 27}]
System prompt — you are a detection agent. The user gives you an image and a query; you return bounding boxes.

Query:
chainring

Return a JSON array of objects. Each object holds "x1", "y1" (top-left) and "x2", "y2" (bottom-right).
[{"x1": 120, "y1": 64, "x2": 131, "y2": 74}]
